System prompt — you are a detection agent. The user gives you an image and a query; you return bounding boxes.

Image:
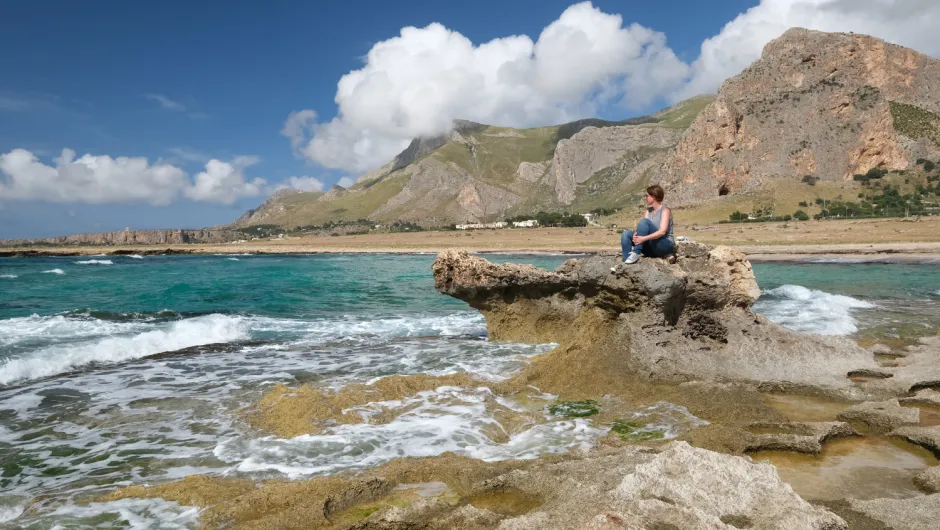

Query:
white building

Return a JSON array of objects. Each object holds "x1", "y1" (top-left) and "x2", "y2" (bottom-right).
[
  {"x1": 582, "y1": 213, "x2": 597, "y2": 223},
  {"x1": 456, "y1": 222, "x2": 509, "y2": 230},
  {"x1": 512, "y1": 220, "x2": 539, "y2": 228}
]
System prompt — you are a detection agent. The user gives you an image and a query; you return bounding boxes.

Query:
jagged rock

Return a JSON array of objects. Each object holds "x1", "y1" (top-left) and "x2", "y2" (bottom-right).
[
  {"x1": 360, "y1": 442, "x2": 845, "y2": 530},
  {"x1": 848, "y1": 494, "x2": 940, "y2": 530},
  {"x1": 859, "y1": 336, "x2": 940, "y2": 396},
  {"x1": 889, "y1": 426, "x2": 940, "y2": 457},
  {"x1": 743, "y1": 422, "x2": 858, "y2": 454},
  {"x1": 662, "y1": 28, "x2": 940, "y2": 205},
  {"x1": 901, "y1": 389, "x2": 940, "y2": 408},
  {"x1": 914, "y1": 467, "x2": 940, "y2": 494},
  {"x1": 837, "y1": 399, "x2": 920, "y2": 433},
  {"x1": 432, "y1": 244, "x2": 877, "y2": 396}
]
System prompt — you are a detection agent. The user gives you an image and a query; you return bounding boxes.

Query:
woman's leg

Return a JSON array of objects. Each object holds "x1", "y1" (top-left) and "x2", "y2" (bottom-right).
[
  {"x1": 632, "y1": 218, "x2": 654, "y2": 255},
  {"x1": 642, "y1": 237, "x2": 676, "y2": 258},
  {"x1": 620, "y1": 229, "x2": 635, "y2": 259}
]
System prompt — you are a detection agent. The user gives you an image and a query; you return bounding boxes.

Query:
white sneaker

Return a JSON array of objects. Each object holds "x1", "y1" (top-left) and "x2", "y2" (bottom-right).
[{"x1": 624, "y1": 251, "x2": 642, "y2": 264}]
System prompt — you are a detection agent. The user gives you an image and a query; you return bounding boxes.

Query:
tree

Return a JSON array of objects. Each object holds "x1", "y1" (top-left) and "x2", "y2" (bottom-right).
[
  {"x1": 729, "y1": 211, "x2": 747, "y2": 221},
  {"x1": 793, "y1": 210, "x2": 810, "y2": 221},
  {"x1": 798, "y1": 201, "x2": 808, "y2": 207}
]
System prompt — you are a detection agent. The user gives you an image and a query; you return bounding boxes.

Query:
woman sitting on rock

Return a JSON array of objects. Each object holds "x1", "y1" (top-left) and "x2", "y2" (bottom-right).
[{"x1": 615, "y1": 184, "x2": 674, "y2": 267}]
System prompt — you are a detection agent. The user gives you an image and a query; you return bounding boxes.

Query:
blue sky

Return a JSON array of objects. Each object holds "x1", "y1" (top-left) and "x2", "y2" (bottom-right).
[{"x1": 1, "y1": 0, "x2": 936, "y2": 239}]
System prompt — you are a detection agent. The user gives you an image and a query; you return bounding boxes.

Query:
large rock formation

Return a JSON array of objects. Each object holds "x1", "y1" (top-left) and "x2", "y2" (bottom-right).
[
  {"x1": 105, "y1": 441, "x2": 849, "y2": 530},
  {"x1": 432, "y1": 243, "x2": 878, "y2": 397},
  {"x1": 662, "y1": 28, "x2": 940, "y2": 204}
]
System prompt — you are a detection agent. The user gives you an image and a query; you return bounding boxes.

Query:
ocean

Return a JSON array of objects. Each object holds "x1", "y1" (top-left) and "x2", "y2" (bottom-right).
[{"x1": 1, "y1": 254, "x2": 938, "y2": 527}]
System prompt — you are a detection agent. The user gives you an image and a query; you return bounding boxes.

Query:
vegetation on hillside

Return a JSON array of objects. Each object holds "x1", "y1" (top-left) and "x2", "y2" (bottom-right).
[
  {"x1": 505, "y1": 212, "x2": 588, "y2": 227},
  {"x1": 890, "y1": 101, "x2": 940, "y2": 146}
]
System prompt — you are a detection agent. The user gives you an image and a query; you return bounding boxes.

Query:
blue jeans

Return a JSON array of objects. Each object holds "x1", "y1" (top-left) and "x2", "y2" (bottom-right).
[{"x1": 621, "y1": 218, "x2": 675, "y2": 259}]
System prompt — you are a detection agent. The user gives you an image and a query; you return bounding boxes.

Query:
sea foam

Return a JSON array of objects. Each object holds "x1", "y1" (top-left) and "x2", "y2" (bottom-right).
[
  {"x1": 754, "y1": 284, "x2": 874, "y2": 335},
  {"x1": 41, "y1": 269, "x2": 65, "y2": 275},
  {"x1": 0, "y1": 314, "x2": 249, "y2": 385},
  {"x1": 75, "y1": 259, "x2": 113, "y2": 265},
  {"x1": 0, "y1": 274, "x2": 16, "y2": 279}
]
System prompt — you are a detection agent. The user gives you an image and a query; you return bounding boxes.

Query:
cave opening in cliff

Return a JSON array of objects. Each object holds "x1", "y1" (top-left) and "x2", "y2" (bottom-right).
[{"x1": 718, "y1": 185, "x2": 730, "y2": 196}]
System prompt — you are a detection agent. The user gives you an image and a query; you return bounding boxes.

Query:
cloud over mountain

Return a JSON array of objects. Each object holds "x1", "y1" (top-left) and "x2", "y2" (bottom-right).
[{"x1": 290, "y1": 0, "x2": 940, "y2": 173}]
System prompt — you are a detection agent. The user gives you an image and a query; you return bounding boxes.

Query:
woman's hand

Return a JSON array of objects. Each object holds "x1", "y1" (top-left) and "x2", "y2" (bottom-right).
[{"x1": 632, "y1": 233, "x2": 645, "y2": 244}]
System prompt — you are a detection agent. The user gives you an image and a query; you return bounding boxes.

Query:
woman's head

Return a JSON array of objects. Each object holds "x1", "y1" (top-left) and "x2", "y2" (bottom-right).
[{"x1": 646, "y1": 185, "x2": 665, "y2": 205}]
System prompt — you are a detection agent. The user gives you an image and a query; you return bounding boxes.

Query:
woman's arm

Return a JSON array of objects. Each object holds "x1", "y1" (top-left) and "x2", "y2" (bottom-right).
[{"x1": 638, "y1": 208, "x2": 671, "y2": 242}]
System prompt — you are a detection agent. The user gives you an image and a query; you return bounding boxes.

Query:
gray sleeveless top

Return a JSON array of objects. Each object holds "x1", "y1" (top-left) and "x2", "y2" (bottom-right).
[{"x1": 649, "y1": 206, "x2": 674, "y2": 242}]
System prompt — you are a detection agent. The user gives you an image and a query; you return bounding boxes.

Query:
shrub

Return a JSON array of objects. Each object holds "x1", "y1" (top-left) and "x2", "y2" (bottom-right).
[
  {"x1": 728, "y1": 211, "x2": 747, "y2": 221},
  {"x1": 801, "y1": 175, "x2": 818, "y2": 186},
  {"x1": 925, "y1": 160, "x2": 936, "y2": 172},
  {"x1": 798, "y1": 201, "x2": 808, "y2": 207},
  {"x1": 793, "y1": 210, "x2": 810, "y2": 221}
]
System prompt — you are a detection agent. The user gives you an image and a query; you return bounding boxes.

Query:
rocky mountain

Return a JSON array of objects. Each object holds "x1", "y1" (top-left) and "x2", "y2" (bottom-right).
[
  {"x1": 232, "y1": 28, "x2": 940, "y2": 228},
  {"x1": 229, "y1": 96, "x2": 715, "y2": 228},
  {"x1": 661, "y1": 28, "x2": 940, "y2": 205}
]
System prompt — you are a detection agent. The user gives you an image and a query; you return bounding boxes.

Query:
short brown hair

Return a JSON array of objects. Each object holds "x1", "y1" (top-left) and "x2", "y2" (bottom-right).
[{"x1": 646, "y1": 185, "x2": 665, "y2": 202}]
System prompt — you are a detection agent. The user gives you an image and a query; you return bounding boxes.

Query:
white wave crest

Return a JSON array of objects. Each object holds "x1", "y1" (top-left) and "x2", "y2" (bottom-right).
[
  {"x1": 0, "y1": 274, "x2": 16, "y2": 279},
  {"x1": 0, "y1": 314, "x2": 147, "y2": 349},
  {"x1": 75, "y1": 259, "x2": 113, "y2": 265},
  {"x1": 0, "y1": 314, "x2": 249, "y2": 385},
  {"x1": 754, "y1": 284, "x2": 874, "y2": 335},
  {"x1": 227, "y1": 257, "x2": 240, "y2": 261},
  {"x1": 127, "y1": 254, "x2": 144, "y2": 259},
  {"x1": 41, "y1": 269, "x2": 65, "y2": 275}
]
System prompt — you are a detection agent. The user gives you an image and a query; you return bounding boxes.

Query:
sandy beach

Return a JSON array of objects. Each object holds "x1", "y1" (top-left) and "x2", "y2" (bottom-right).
[{"x1": 5, "y1": 217, "x2": 940, "y2": 261}]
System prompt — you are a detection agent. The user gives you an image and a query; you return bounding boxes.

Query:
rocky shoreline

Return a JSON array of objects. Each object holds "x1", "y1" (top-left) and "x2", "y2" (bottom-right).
[{"x1": 44, "y1": 245, "x2": 940, "y2": 528}]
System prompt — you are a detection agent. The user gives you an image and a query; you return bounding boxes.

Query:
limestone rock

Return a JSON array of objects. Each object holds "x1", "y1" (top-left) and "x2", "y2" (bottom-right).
[
  {"x1": 837, "y1": 399, "x2": 920, "y2": 433},
  {"x1": 1, "y1": 228, "x2": 241, "y2": 247},
  {"x1": 661, "y1": 28, "x2": 940, "y2": 205},
  {"x1": 859, "y1": 336, "x2": 940, "y2": 396},
  {"x1": 868, "y1": 344, "x2": 892, "y2": 355},
  {"x1": 890, "y1": 426, "x2": 940, "y2": 457},
  {"x1": 743, "y1": 422, "x2": 858, "y2": 454},
  {"x1": 901, "y1": 389, "x2": 940, "y2": 408},
  {"x1": 432, "y1": 245, "x2": 878, "y2": 395},
  {"x1": 551, "y1": 125, "x2": 682, "y2": 204},
  {"x1": 848, "y1": 494, "x2": 940, "y2": 530},
  {"x1": 361, "y1": 442, "x2": 845, "y2": 530},
  {"x1": 914, "y1": 467, "x2": 940, "y2": 494}
]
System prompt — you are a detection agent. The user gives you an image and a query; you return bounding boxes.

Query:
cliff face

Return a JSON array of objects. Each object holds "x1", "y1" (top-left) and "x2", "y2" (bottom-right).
[
  {"x1": 662, "y1": 28, "x2": 940, "y2": 205},
  {"x1": 2, "y1": 229, "x2": 241, "y2": 247}
]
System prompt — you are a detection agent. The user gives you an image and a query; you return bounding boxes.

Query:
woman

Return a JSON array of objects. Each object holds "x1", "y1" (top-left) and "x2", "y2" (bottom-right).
[{"x1": 615, "y1": 185, "x2": 674, "y2": 267}]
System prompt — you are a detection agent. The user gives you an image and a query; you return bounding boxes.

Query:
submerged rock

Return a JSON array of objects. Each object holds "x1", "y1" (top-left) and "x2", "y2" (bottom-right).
[{"x1": 432, "y1": 245, "x2": 877, "y2": 397}]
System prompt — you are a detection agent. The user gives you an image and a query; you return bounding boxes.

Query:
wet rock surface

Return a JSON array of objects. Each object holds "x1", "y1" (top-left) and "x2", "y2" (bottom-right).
[
  {"x1": 889, "y1": 425, "x2": 940, "y2": 457},
  {"x1": 432, "y1": 245, "x2": 877, "y2": 396},
  {"x1": 837, "y1": 399, "x2": 921, "y2": 433},
  {"x1": 848, "y1": 494, "x2": 940, "y2": 530}
]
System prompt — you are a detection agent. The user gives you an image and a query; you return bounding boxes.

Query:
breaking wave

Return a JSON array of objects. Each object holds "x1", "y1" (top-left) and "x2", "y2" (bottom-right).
[
  {"x1": 41, "y1": 269, "x2": 65, "y2": 275},
  {"x1": 754, "y1": 284, "x2": 874, "y2": 335},
  {"x1": 75, "y1": 259, "x2": 113, "y2": 265},
  {"x1": 0, "y1": 314, "x2": 250, "y2": 385}
]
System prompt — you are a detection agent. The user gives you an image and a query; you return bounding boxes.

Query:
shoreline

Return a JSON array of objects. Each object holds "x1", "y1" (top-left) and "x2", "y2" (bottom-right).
[{"x1": 4, "y1": 241, "x2": 940, "y2": 263}]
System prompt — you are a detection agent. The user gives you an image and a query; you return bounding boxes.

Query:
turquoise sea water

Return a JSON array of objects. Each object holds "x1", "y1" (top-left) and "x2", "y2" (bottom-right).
[{"x1": 0, "y1": 254, "x2": 938, "y2": 528}]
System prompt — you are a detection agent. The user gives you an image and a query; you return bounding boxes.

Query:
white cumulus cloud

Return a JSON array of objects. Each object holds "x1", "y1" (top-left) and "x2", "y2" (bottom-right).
[
  {"x1": 294, "y1": 1, "x2": 687, "y2": 173},
  {"x1": 0, "y1": 149, "x2": 266, "y2": 206},
  {"x1": 185, "y1": 156, "x2": 267, "y2": 204},
  {"x1": 337, "y1": 176, "x2": 355, "y2": 188},
  {"x1": 290, "y1": 0, "x2": 940, "y2": 174}
]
